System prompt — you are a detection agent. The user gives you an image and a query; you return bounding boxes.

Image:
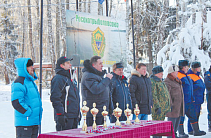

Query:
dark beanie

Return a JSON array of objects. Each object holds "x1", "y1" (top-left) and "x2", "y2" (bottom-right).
[
  {"x1": 178, "y1": 60, "x2": 189, "y2": 67},
  {"x1": 191, "y1": 62, "x2": 201, "y2": 68},
  {"x1": 152, "y1": 66, "x2": 164, "y2": 75},
  {"x1": 27, "y1": 59, "x2": 33, "y2": 67}
]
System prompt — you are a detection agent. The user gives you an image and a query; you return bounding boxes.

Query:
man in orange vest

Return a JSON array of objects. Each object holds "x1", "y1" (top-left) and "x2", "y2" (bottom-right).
[{"x1": 177, "y1": 60, "x2": 206, "y2": 137}]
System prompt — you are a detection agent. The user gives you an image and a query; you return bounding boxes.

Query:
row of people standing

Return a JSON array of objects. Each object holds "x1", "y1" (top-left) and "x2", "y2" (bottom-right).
[{"x1": 10, "y1": 56, "x2": 209, "y2": 138}]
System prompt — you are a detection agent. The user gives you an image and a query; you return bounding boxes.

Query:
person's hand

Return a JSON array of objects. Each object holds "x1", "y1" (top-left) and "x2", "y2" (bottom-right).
[
  {"x1": 155, "y1": 108, "x2": 161, "y2": 115},
  {"x1": 106, "y1": 73, "x2": 113, "y2": 79},
  {"x1": 58, "y1": 115, "x2": 65, "y2": 127}
]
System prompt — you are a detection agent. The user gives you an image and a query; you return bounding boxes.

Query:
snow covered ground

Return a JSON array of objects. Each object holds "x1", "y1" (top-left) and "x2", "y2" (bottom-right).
[{"x1": 0, "y1": 81, "x2": 211, "y2": 138}]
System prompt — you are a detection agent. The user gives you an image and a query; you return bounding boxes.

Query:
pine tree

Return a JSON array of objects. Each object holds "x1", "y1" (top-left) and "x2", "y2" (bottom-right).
[{"x1": 0, "y1": 0, "x2": 19, "y2": 84}]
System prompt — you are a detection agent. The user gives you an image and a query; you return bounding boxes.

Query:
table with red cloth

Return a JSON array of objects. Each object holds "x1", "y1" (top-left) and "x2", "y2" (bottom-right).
[{"x1": 38, "y1": 120, "x2": 175, "y2": 138}]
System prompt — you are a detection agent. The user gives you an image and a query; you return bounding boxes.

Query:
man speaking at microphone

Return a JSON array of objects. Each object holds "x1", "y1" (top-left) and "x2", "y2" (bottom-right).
[{"x1": 81, "y1": 56, "x2": 113, "y2": 126}]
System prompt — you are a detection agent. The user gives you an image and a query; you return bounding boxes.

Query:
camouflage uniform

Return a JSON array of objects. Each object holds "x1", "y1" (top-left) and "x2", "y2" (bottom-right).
[{"x1": 150, "y1": 75, "x2": 171, "y2": 121}]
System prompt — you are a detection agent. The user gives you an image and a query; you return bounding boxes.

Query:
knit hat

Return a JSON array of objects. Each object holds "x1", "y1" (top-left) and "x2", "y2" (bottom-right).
[
  {"x1": 27, "y1": 59, "x2": 33, "y2": 67},
  {"x1": 152, "y1": 66, "x2": 164, "y2": 75},
  {"x1": 178, "y1": 60, "x2": 189, "y2": 67},
  {"x1": 168, "y1": 65, "x2": 179, "y2": 74},
  {"x1": 191, "y1": 62, "x2": 201, "y2": 68},
  {"x1": 56, "y1": 56, "x2": 73, "y2": 66}
]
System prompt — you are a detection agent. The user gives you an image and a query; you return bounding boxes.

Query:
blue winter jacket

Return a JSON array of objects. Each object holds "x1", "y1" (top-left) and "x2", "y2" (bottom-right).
[
  {"x1": 110, "y1": 73, "x2": 132, "y2": 123},
  {"x1": 177, "y1": 70, "x2": 195, "y2": 103},
  {"x1": 204, "y1": 71, "x2": 211, "y2": 94},
  {"x1": 187, "y1": 69, "x2": 205, "y2": 104},
  {"x1": 11, "y1": 58, "x2": 42, "y2": 126}
]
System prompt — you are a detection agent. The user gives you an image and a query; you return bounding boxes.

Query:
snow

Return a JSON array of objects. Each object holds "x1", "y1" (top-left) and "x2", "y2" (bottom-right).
[
  {"x1": 1, "y1": 81, "x2": 211, "y2": 138},
  {"x1": 157, "y1": 11, "x2": 211, "y2": 78}
]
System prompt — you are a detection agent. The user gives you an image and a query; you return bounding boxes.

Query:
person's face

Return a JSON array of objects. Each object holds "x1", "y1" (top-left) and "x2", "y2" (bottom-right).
[
  {"x1": 27, "y1": 66, "x2": 34, "y2": 76},
  {"x1": 182, "y1": 66, "x2": 189, "y2": 73},
  {"x1": 196, "y1": 67, "x2": 201, "y2": 72},
  {"x1": 60, "y1": 61, "x2": 72, "y2": 70},
  {"x1": 93, "y1": 59, "x2": 103, "y2": 72},
  {"x1": 154, "y1": 72, "x2": 163, "y2": 79},
  {"x1": 171, "y1": 71, "x2": 178, "y2": 78},
  {"x1": 137, "y1": 66, "x2": 147, "y2": 76},
  {"x1": 114, "y1": 68, "x2": 124, "y2": 76}
]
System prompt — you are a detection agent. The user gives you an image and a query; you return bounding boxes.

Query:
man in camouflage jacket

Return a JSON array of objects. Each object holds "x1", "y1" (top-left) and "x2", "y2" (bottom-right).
[{"x1": 150, "y1": 66, "x2": 171, "y2": 121}]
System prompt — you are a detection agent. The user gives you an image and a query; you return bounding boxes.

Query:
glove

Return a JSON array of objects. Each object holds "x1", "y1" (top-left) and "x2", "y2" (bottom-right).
[
  {"x1": 155, "y1": 108, "x2": 161, "y2": 115},
  {"x1": 58, "y1": 115, "x2": 65, "y2": 127}
]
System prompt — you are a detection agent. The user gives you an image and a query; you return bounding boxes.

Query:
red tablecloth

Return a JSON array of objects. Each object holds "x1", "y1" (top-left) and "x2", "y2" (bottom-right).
[{"x1": 38, "y1": 120, "x2": 175, "y2": 138}]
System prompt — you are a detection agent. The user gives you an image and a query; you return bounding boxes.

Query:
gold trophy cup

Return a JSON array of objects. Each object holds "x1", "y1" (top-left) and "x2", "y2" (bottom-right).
[
  {"x1": 81, "y1": 101, "x2": 89, "y2": 133},
  {"x1": 113, "y1": 103, "x2": 122, "y2": 126},
  {"x1": 90, "y1": 103, "x2": 99, "y2": 130},
  {"x1": 101, "y1": 106, "x2": 108, "y2": 128},
  {"x1": 124, "y1": 104, "x2": 132, "y2": 125},
  {"x1": 134, "y1": 104, "x2": 140, "y2": 123}
]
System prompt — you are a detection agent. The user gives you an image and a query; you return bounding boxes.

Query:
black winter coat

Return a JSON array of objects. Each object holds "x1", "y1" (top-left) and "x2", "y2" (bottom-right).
[
  {"x1": 81, "y1": 60, "x2": 111, "y2": 118},
  {"x1": 110, "y1": 73, "x2": 132, "y2": 123},
  {"x1": 50, "y1": 66, "x2": 80, "y2": 120},
  {"x1": 129, "y1": 69, "x2": 153, "y2": 114}
]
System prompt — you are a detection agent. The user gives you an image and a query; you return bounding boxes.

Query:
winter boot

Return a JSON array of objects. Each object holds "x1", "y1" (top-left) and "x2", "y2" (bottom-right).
[
  {"x1": 208, "y1": 121, "x2": 211, "y2": 132},
  {"x1": 178, "y1": 125, "x2": 189, "y2": 138},
  {"x1": 191, "y1": 123, "x2": 206, "y2": 136},
  {"x1": 188, "y1": 131, "x2": 193, "y2": 135}
]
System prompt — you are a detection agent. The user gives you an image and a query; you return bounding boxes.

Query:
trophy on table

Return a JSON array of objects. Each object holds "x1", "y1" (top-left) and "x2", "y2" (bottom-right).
[
  {"x1": 81, "y1": 101, "x2": 89, "y2": 133},
  {"x1": 90, "y1": 103, "x2": 99, "y2": 130},
  {"x1": 113, "y1": 102, "x2": 122, "y2": 126},
  {"x1": 101, "y1": 106, "x2": 108, "y2": 128},
  {"x1": 124, "y1": 104, "x2": 132, "y2": 125},
  {"x1": 134, "y1": 104, "x2": 140, "y2": 123}
]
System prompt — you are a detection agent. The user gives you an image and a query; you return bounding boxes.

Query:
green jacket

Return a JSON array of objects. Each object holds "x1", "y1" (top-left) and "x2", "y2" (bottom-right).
[{"x1": 150, "y1": 75, "x2": 171, "y2": 119}]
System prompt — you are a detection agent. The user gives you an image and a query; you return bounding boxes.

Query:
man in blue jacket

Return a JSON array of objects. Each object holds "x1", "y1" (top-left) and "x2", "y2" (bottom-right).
[
  {"x1": 11, "y1": 58, "x2": 43, "y2": 138},
  {"x1": 177, "y1": 60, "x2": 206, "y2": 137},
  {"x1": 204, "y1": 65, "x2": 211, "y2": 132},
  {"x1": 187, "y1": 62, "x2": 205, "y2": 135},
  {"x1": 110, "y1": 63, "x2": 132, "y2": 123},
  {"x1": 81, "y1": 56, "x2": 113, "y2": 126},
  {"x1": 50, "y1": 56, "x2": 80, "y2": 131}
]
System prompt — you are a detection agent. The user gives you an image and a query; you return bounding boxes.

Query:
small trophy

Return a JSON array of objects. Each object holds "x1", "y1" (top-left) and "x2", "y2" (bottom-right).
[
  {"x1": 90, "y1": 103, "x2": 99, "y2": 130},
  {"x1": 81, "y1": 101, "x2": 89, "y2": 133},
  {"x1": 102, "y1": 106, "x2": 108, "y2": 128},
  {"x1": 124, "y1": 104, "x2": 132, "y2": 125},
  {"x1": 134, "y1": 104, "x2": 140, "y2": 123},
  {"x1": 113, "y1": 103, "x2": 122, "y2": 126}
]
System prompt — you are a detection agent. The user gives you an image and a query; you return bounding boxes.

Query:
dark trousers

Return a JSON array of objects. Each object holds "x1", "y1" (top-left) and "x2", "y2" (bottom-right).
[
  {"x1": 86, "y1": 116, "x2": 104, "y2": 127},
  {"x1": 56, "y1": 118, "x2": 78, "y2": 131},
  {"x1": 187, "y1": 104, "x2": 201, "y2": 132},
  {"x1": 16, "y1": 125, "x2": 38, "y2": 138},
  {"x1": 180, "y1": 103, "x2": 198, "y2": 125},
  {"x1": 207, "y1": 93, "x2": 211, "y2": 121},
  {"x1": 167, "y1": 117, "x2": 181, "y2": 138}
]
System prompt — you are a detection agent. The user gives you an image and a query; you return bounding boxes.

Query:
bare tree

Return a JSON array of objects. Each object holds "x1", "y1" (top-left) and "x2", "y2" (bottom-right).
[
  {"x1": 47, "y1": 0, "x2": 56, "y2": 75},
  {"x1": 56, "y1": 0, "x2": 61, "y2": 59},
  {"x1": 27, "y1": 0, "x2": 35, "y2": 61}
]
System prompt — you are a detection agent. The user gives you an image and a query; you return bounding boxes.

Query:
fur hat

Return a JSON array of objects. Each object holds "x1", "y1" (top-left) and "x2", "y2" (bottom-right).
[
  {"x1": 191, "y1": 62, "x2": 201, "y2": 68},
  {"x1": 178, "y1": 60, "x2": 189, "y2": 67},
  {"x1": 168, "y1": 65, "x2": 179, "y2": 74},
  {"x1": 152, "y1": 66, "x2": 163, "y2": 75}
]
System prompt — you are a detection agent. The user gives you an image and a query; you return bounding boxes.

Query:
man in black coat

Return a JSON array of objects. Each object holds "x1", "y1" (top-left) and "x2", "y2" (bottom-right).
[
  {"x1": 81, "y1": 56, "x2": 113, "y2": 126},
  {"x1": 129, "y1": 63, "x2": 153, "y2": 120},
  {"x1": 110, "y1": 63, "x2": 132, "y2": 123},
  {"x1": 50, "y1": 56, "x2": 80, "y2": 131}
]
